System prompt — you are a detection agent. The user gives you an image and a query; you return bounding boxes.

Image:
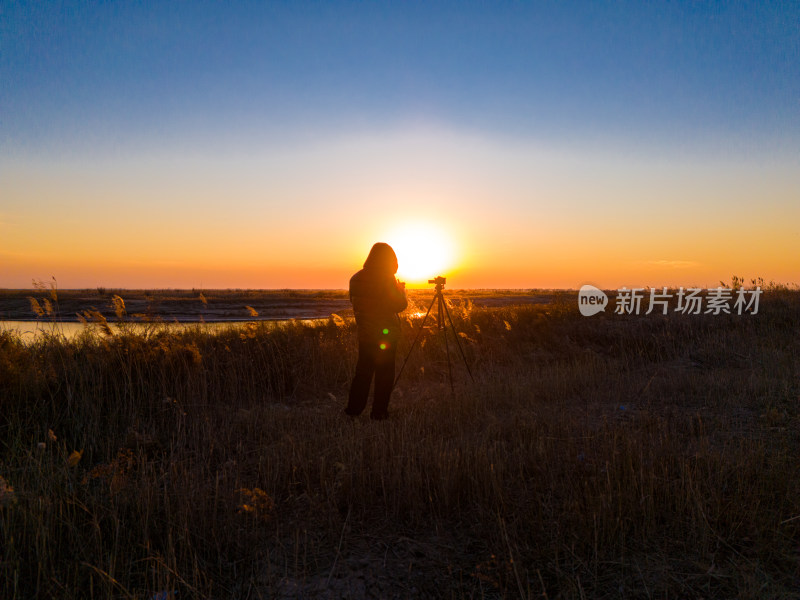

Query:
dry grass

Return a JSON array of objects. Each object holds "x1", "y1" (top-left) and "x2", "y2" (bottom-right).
[{"x1": 1, "y1": 290, "x2": 799, "y2": 598}]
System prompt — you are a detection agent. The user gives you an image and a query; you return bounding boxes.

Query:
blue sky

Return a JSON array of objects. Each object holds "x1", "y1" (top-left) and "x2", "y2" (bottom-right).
[
  {"x1": 1, "y1": 1, "x2": 798, "y2": 288},
  {"x1": 4, "y1": 1, "x2": 797, "y2": 154}
]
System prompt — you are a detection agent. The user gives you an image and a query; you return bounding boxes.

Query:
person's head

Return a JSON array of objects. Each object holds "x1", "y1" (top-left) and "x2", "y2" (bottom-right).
[{"x1": 363, "y1": 242, "x2": 398, "y2": 274}]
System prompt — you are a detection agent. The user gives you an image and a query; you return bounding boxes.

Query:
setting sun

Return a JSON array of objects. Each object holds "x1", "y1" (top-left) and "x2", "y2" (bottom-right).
[{"x1": 383, "y1": 223, "x2": 456, "y2": 285}]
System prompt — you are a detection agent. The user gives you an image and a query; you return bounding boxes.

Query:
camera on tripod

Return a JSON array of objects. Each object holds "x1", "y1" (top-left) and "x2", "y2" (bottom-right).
[{"x1": 394, "y1": 274, "x2": 473, "y2": 392}]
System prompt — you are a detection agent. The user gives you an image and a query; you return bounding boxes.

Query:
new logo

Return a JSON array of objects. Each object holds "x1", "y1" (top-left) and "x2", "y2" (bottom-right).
[{"x1": 578, "y1": 284, "x2": 608, "y2": 316}]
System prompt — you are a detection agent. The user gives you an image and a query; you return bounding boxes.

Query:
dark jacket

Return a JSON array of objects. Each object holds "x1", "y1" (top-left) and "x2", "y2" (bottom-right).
[{"x1": 350, "y1": 268, "x2": 407, "y2": 344}]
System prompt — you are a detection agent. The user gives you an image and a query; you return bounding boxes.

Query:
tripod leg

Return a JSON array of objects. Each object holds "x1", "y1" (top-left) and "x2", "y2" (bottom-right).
[
  {"x1": 440, "y1": 295, "x2": 454, "y2": 393},
  {"x1": 393, "y1": 293, "x2": 437, "y2": 388},
  {"x1": 442, "y1": 297, "x2": 475, "y2": 382}
]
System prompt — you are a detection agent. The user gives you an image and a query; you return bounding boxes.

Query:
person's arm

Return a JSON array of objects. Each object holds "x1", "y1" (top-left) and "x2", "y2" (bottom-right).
[{"x1": 389, "y1": 278, "x2": 408, "y2": 313}]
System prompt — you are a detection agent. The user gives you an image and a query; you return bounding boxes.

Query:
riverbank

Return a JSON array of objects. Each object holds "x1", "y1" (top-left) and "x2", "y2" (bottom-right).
[{"x1": 0, "y1": 288, "x2": 554, "y2": 323}]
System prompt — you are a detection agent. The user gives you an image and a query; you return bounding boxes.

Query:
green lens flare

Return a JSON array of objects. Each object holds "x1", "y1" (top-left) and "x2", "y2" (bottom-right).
[
  {"x1": 379, "y1": 343, "x2": 387, "y2": 350},
  {"x1": 382, "y1": 328, "x2": 389, "y2": 335}
]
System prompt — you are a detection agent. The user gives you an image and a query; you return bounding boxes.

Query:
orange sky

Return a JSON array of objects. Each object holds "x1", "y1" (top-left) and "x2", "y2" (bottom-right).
[{"x1": 2, "y1": 129, "x2": 798, "y2": 290}]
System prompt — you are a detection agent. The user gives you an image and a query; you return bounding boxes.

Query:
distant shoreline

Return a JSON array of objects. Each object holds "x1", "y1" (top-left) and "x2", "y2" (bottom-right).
[{"x1": 0, "y1": 288, "x2": 556, "y2": 323}]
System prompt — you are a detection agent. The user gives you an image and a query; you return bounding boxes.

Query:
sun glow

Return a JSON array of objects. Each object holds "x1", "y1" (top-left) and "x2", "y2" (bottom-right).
[{"x1": 384, "y1": 223, "x2": 456, "y2": 285}]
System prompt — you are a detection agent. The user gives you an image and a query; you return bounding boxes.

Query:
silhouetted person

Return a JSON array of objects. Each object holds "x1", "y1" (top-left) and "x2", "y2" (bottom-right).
[{"x1": 345, "y1": 243, "x2": 408, "y2": 420}]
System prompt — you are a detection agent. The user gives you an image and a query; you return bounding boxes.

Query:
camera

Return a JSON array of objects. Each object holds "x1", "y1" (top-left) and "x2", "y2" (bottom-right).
[{"x1": 428, "y1": 276, "x2": 446, "y2": 286}]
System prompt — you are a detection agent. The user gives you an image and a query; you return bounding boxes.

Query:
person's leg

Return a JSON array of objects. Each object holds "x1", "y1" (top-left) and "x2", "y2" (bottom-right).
[
  {"x1": 371, "y1": 343, "x2": 397, "y2": 419},
  {"x1": 345, "y1": 341, "x2": 376, "y2": 416}
]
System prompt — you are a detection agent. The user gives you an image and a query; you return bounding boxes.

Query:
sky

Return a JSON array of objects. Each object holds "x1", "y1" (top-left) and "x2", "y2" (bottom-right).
[{"x1": 2, "y1": 0, "x2": 798, "y2": 289}]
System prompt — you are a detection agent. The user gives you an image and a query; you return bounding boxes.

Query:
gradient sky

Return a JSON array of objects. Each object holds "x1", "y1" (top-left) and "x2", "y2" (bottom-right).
[{"x1": 2, "y1": 1, "x2": 798, "y2": 289}]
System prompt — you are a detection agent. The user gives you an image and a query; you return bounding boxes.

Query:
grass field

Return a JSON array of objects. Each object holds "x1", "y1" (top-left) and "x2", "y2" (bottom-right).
[{"x1": 1, "y1": 289, "x2": 799, "y2": 598}]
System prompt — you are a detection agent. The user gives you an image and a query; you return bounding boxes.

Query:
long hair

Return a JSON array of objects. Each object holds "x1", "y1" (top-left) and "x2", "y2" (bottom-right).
[{"x1": 363, "y1": 242, "x2": 398, "y2": 274}]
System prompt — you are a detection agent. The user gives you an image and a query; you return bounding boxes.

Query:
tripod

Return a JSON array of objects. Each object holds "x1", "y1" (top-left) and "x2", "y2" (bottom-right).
[{"x1": 394, "y1": 276, "x2": 474, "y2": 392}]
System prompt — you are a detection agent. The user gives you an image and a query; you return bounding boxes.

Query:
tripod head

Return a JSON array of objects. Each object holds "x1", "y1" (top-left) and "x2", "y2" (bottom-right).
[{"x1": 428, "y1": 275, "x2": 446, "y2": 292}]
